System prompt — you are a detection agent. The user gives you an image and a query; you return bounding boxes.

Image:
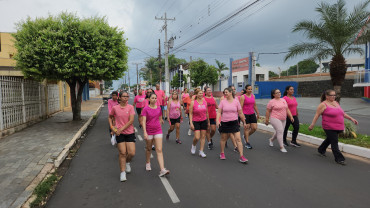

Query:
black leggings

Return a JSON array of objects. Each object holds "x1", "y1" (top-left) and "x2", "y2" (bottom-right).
[
  {"x1": 283, "y1": 116, "x2": 300, "y2": 142},
  {"x1": 318, "y1": 129, "x2": 345, "y2": 162}
]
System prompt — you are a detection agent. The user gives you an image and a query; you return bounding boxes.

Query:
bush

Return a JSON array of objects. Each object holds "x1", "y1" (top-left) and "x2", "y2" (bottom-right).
[{"x1": 339, "y1": 119, "x2": 357, "y2": 139}]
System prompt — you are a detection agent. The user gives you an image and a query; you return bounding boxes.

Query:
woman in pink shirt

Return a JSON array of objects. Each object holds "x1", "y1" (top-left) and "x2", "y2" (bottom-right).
[
  {"x1": 309, "y1": 90, "x2": 358, "y2": 165},
  {"x1": 166, "y1": 91, "x2": 183, "y2": 144},
  {"x1": 204, "y1": 86, "x2": 218, "y2": 150},
  {"x1": 240, "y1": 85, "x2": 260, "y2": 149},
  {"x1": 265, "y1": 89, "x2": 294, "y2": 153},
  {"x1": 108, "y1": 91, "x2": 119, "y2": 136},
  {"x1": 108, "y1": 91, "x2": 136, "y2": 182},
  {"x1": 217, "y1": 87, "x2": 248, "y2": 163},
  {"x1": 142, "y1": 92, "x2": 170, "y2": 176},
  {"x1": 282, "y1": 86, "x2": 301, "y2": 147},
  {"x1": 133, "y1": 89, "x2": 146, "y2": 128},
  {"x1": 181, "y1": 88, "x2": 189, "y2": 116},
  {"x1": 189, "y1": 89, "x2": 210, "y2": 158}
]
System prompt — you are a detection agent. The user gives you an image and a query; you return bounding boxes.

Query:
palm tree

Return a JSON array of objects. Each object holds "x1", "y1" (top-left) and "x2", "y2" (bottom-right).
[
  {"x1": 215, "y1": 59, "x2": 229, "y2": 91},
  {"x1": 284, "y1": 0, "x2": 370, "y2": 101}
]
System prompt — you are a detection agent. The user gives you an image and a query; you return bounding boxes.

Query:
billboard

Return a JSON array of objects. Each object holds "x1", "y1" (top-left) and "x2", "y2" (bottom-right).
[{"x1": 232, "y1": 57, "x2": 249, "y2": 72}]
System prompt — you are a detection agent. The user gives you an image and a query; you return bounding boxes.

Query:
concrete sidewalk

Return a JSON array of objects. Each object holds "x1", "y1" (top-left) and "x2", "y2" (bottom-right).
[
  {"x1": 255, "y1": 97, "x2": 370, "y2": 116},
  {"x1": 0, "y1": 100, "x2": 103, "y2": 208}
]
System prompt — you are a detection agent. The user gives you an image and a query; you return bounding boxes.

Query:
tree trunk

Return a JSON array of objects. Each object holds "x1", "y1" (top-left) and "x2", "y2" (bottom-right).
[
  {"x1": 67, "y1": 79, "x2": 87, "y2": 121},
  {"x1": 329, "y1": 54, "x2": 347, "y2": 103}
]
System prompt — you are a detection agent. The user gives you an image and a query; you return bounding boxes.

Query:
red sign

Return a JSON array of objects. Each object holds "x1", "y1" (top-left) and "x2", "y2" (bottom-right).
[{"x1": 232, "y1": 57, "x2": 249, "y2": 72}]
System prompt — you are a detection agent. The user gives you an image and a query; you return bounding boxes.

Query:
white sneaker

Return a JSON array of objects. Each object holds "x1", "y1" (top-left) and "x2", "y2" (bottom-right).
[
  {"x1": 191, "y1": 145, "x2": 196, "y2": 154},
  {"x1": 280, "y1": 148, "x2": 287, "y2": 153},
  {"x1": 120, "y1": 171, "x2": 127, "y2": 182},
  {"x1": 159, "y1": 168, "x2": 170, "y2": 177},
  {"x1": 188, "y1": 129, "x2": 192, "y2": 136},
  {"x1": 126, "y1": 163, "x2": 131, "y2": 173},
  {"x1": 269, "y1": 139, "x2": 274, "y2": 147},
  {"x1": 199, "y1": 151, "x2": 207, "y2": 158}
]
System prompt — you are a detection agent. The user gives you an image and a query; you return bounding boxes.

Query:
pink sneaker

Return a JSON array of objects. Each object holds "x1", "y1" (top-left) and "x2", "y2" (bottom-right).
[
  {"x1": 220, "y1": 153, "x2": 226, "y2": 160},
  {"x1": 239, "y1": 156, "x2": 248, "y2": 163}
]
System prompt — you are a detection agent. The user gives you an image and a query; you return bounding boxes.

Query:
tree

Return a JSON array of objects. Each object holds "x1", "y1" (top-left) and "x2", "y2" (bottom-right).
[
  {"x1": 104, "y1": 80, "x2": 113, "y2": 89},
  {"x1": 284, "y1": 0, "x2": 370, "y2": 101},
  {"x1": 170, "y1": 72, "x2": 188, "y2": 88},
  {"x1": 269, "y1": 71, "x2": 279, "y2": 78},
  {"x1": 190, "y1": 59, "x2": 219, "y2": 88},
  {"x1": 13, "y1": 12, "x2": 129, "y2": 120},
  {"x1": 215, "y1": 59, "x2": 229, "y2": 90},
  {"x1": 283, "y1": 59, "x2": 319, "y2": 75}
]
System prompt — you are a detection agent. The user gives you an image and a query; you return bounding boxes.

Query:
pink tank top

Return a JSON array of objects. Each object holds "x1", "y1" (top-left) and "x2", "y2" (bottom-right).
[
  {"x1": 322, "y1": 102, "x2": 344, "y2": 130},
  {"x1": 192, "y1": 99, "x2": 207, "y2": 121},
  {"x1": 242, "y1": 94, "x2": 255, "y2": 115},
  {"x1": 169, "y1": 100, "x2": 181, "y2": 119}
]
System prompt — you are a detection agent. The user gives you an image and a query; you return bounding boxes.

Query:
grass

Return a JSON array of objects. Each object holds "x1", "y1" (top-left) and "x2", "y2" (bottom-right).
[
  {"x1": 288, "y1": 124, "x2": 370, "y2": 149},
  {"x1": 30, "y1": 174, "x2": 59, "y2": 208}
]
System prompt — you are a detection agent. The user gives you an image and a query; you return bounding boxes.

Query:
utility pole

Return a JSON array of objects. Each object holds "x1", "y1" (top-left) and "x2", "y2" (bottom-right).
[
  {"x1": 155, "y1": 12, "x2": 175, "y2": 96},
  {"x1": 158, "y1": 39, "x2": 162, "y2": 86},
  {"x1": 132, "y1": 63, "x2": 141, "y2": 94},
  {"x1": 128, "y1": 69, "x2": 131, "y2": 92}
]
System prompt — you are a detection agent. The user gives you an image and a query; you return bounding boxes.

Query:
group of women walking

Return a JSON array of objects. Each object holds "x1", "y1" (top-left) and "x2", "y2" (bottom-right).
[{"x1": 108, "y1": 84, "x2": 358, "y2": 182}]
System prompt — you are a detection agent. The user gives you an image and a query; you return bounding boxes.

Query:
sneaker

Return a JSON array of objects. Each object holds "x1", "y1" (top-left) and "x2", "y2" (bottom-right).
[
  {"x1": 126, "y1": 163, "x2": 131, "y2": 173},
  {"x1": 269, "y1": 139, "x2": 274, "y2": 147},
  {"x1": 120, "y1": 171, "x2": 127, "y2": 182},
  {"x1": 191, "y1": 145, "x2": 196, "y2": 154},
  {"x1": 245, "y1": 142, "x2": 253, "y2": 149},
  {"x1": 159, "y1": 168, "x2": 170, "y2": 177},
  {"x1": 199, "y1": 151, "x2": 207, "y2": 158},
  {"x1": 188, "y1": 129, "x2": 192, "y2": 136},
  {"x1": 220, "y1": 153, "x2": 226, "y2": 160},
  {"x1": 152, "y1": 145, "x2": 155, "y2": 150},
  {"x1": 239, "y1": 156, "x2": 248, "y2": 163},
  {"x1": 145, "y1": 163, "x2": 151, "y2": 171},
  {"x1": 166, "y1": 134, "x2": 170, "y2": 140},
  {"x1": 208, "y1": 142, "x2": 214, "y2": 150},
  {"x1": 283, "y1": 140, "x2": 289, "y2": 147},
  {"x1": 336, "y1": 160, "x2": 346, "y2": 165},
  {"x1": 280, "y1": 148, "x2": 287, "y2": 153},
  {"x1": 176, "y1": 139, "x2": 182, "y2": 144},
  {"x1": 234, "y1": 147, "x2": 239, "y2": 153},
  {"x1": 290, "y1": 141, "x2": 301, "y2": 147}
]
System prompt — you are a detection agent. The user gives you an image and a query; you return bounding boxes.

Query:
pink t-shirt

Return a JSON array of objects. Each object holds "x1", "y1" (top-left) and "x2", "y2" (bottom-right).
[
  {"x1": 283, "y1": 96, "x2": 298, "y2": 116},
  {"x1": 242, "y1": 94, "x2": 255, "y2": 115},
  {"x1": 134, "y1": 94, "x2": 146, "y2": 108},
  {"x1": 154, "y1": 90, "x2": 165, "y2": 106},
  {"x1": 267, "y1": 98, "x2": 288, "y2": 120},
  {"x1": 169, "y1": 100, "x2": 181, "y2": 119},
  {"x1": 204, "y1": 96, "x2": 216, "y2": 119},
  {"x1": 192, "y1": 99, "x2": 207, "y2": 122},
  {"x1": 322, "y1": 102, "x2": 344, "y2": 130},
  {"x1": 109, "y1": 104, "x2": 135, "y2": 134},
  {"x1": 141, "y1": 106, "x2": 162, "y2": 135},
  {"x1": 219, "y1": 99, "x2": 242, "y2": 122},
  {"x1": 108, "y1": 99, "x2": 119, "y2": 114},
  {"x1": 182, "y1": 93, "x2": 189, "y2": 101}
]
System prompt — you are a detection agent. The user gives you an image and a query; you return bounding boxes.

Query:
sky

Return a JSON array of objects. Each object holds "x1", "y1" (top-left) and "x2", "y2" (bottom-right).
[{"x1": 0, "y1": 0, "x2": 368, "y2": 89}]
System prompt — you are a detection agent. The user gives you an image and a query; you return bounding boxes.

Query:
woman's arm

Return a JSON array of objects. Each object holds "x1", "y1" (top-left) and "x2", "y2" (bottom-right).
[
  {"x1": 286, "y1": 108, "x2": 294, "y2": 122},
  {"x1": 309, "y1": 103, "x2": 326, "y2": 130},
  {"x1": 117, "y1": 114, "x2": 135, "y2": 135},
  {"x1": 142, "y1": 116, "x2": 148, "y2": 140},
  {"x1": 254, "y1": 103, "x2": 260, "y2": 119},
  {"x1": 265, "y1": 108, "x2": 271, "y2": 125},
  {"x1": 189, "y1": 101, "x2": 195, "y2": 130},
  {"x1": 167, "y1": 100, "x2": 171, "y2": 122},
  {"x1": 344, "y1": 113, "x2": 358, "y2": 125}
]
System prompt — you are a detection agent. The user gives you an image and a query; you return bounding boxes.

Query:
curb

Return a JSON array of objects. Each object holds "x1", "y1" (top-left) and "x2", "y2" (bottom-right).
[
  {"x1": 257, "y1": 123, "x2": 370, "y2": 159},
  {"x1": 17, "y1": 102, "x2": 104, "y2": 208}
]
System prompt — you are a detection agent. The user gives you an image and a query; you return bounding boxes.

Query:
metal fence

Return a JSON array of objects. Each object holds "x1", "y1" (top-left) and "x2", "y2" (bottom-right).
[
  {"x1": 354, "y1": 70, "x2": 370, "y2": 87},
  {"x1": 0, "y1": 76, "x2": 60, "y2": 131}
]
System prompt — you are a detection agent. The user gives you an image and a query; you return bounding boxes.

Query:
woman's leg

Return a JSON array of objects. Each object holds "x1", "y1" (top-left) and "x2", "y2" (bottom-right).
[
  {"x1": 145, "y1": 139, "x2": 154, "y2": 164},
  {"x1": 199, "y1": 130, "x2": 207, "y2": 152},
  {"x1": 270, "y1": 118, "x2": 286, "y2": 149},
  {"x1": 193, "y1": 131, "x2": 200, "y2": 146},
  {"x1": 244, "y1": 124, "x2": 251, "y2": 143},
  {"x1": 220, "y1": 133, "x2": 229, "y2": 154},
  {"x1": 234, "y1": 132, "x2": 244, "y2": 157},
  {"x1": 125, "y1": 142, "x2": 136, "y2": 163},
  {"x1": 249, "y1": 123, "x2": 257, "y2": 136},
  {"x1": 117, "y1": 142, "x2": 127, "y2": 172},
  {"x1": 154, "y1": 136, "x2": 165, "y2": 170},
  {"x1": 291, "y1": 116, "x2": 300, "y2": 143},
  {"x1": 230, "y1": 133, "x2": 237, "y2": 148},
  {"x1": 324, "y1": 130, "x2": 345, "y2": 162},
  {"x1": 210, "y1": 124, "x2": 216, "y2": 138},
  {"x1": 167, "y1": 124, "x2": 175, "y2": 135},
  {"x1": 175, "y1": 123, "x2": 180, "y2": 139},
  {"x1": 283, "y1": 117, "x2": 291, "y2": 144}
]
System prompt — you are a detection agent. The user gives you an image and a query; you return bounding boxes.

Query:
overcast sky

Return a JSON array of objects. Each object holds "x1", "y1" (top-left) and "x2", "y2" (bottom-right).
[{"x1": 0, "y1": 0, "x2": 368, "y2": 88}]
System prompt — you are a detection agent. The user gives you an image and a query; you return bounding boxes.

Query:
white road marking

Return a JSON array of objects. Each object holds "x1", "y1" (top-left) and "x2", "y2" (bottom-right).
[
  {"x1": 134, "y1": 128, "x2": 137, "y2": 133},
  {"x1": 138, "y1": 135, "x2": 143, "y2": 141},
  {"x1": 150, "y1": 153, "x2": 153, "y2": 158},
  {"x1": 159, "y1": 176, "x2": 180, "y2": 204}
]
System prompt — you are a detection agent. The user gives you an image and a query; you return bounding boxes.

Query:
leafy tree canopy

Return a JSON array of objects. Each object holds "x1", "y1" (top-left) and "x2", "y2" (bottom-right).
[{"x1": 190, "y1": 59, "x2": 219, "y2": 88}]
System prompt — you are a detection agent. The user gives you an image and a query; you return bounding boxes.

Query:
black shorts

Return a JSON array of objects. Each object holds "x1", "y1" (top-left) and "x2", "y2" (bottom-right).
[
  {"x1": 209, "y1": 118, "x2": 216, "y2": 125},
  {"x1": 136, "y1": 108, "x2": 142, "y2": 115},
  {"x1": 170, "y1": 116, "x2": 181, "y2": 125},
  {"x1": 193, "y1": 120, "x2": 208, "y2": 131},
  {"x1": 244, "y1": 114, "x2": 257, "y2": 124},
  {"x1": 220, "y1": 120, "x2": 240, "y2": 133},
  {"x1": 116, "y1": 133, "x2": 136, "y2": 143}
]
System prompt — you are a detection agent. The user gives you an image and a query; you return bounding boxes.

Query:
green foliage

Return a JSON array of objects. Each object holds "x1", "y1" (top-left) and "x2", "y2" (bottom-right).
[
  {"x1": 104, "y1": 80, "x2": 113, "y2": 88},
  {"x1": 30, "y1": 174, "x2": 58, "y2": 208},
  {"x1": 190, "y1": 59, "x2": 219, "y2": 87},
  {"x1": 281, "y1": 59, "x2": 319, "y2": 76},
  {"x1": 215, "y1": 59, "x2": 228, "y2": 77},
  {"x1": 340, "y1": 120, "x2": 358, "y2": 138},
  {"x1": 171, "y1": 72, "x2": 188, "y2": 88},
  {"x1": 269, "y1": 71, "x2": 279, "y2": 78},
  {"x1": 120, "y1": 83, "x2": 128, "y2": 89},
  {"x1": 13, "y1": 12, "x2": 129, "y2": 82}
]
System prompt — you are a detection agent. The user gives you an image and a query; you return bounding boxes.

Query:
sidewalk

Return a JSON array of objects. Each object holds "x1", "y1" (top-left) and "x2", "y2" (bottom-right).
[
  {"x1": 0, "y1": 100, "x2": 103, "y2": 208},
  {"x1": 254, "y1": 97, "x2": 370, "y2": 116}
]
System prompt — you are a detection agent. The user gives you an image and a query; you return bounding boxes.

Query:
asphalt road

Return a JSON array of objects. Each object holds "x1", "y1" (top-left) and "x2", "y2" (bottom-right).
[
  {"x1": 256, "y1": 104, "x2": 370, "y2": 135},
  {"x1": 47, "y1": 100, "x2": 370, "y2": 208}
]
